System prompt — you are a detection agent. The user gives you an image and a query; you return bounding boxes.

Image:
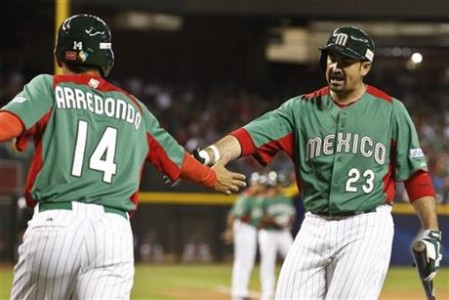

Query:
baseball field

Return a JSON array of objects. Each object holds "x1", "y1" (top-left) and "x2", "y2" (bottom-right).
[{"x1": 1, "y1": 264, "x2": 448, "y2": 299}]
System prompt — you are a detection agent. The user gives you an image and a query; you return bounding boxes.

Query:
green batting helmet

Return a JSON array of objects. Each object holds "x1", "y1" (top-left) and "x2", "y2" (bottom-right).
[
  {"x1": 319, "y1": 26, "x2": 375, "y2": 71},
  {"x1": 55, "y1": 14, "x2": 114, "y2": 77}
]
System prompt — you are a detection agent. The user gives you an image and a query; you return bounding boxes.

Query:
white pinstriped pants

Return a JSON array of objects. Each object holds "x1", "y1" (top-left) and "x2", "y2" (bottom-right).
[
  {"x1": 259, "y1": 228, "x2": 293, "y2": 300},
  {"x1": 275, "y1": 205, "x2": 394, "y2": 300},
  {"x1": 11, "y1": 202, "x2": 134, "y2": 300},
  {"x1": 231, "y1": 220, "x2": 258, "y2": 300}
]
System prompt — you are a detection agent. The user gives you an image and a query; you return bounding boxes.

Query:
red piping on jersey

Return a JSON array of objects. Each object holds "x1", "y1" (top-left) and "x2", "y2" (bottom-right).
[
  {"x1": 253, "y1": 133, "x2": 295, "y2": 166},
  {"x1": 382, "y1": 163, "x2": 396, "y2": 204},
  {"x1": 21, "y1": 110, "x2": 53, "y2": 207},
  {"x1": 304, "y1": 86, "x2": 329, "y2": 98},
  {"x1": 383, "y1": 139, "x2": 397, "y2": 204},
  {"x1": 304, "y1": 85, "x2": 393, "y2": 104},
  {"x1": 129, "y1": 163, "x2": 146, "y2": 217},
  {"x1": 53, "y1": 74, "x2": 143, "y2": 113},
  {"x1": 230, "y1": 128, "x2": 295, "y2": 164},
  {"x1": 365, "y1": 85, "x2": 393, "y2": 103},
  {"x1": 25, "y1": 142, "x2": 42, "y2": 207},
  {"x1": 146, "y1": 133, "x2": 182, "y2": 182}
]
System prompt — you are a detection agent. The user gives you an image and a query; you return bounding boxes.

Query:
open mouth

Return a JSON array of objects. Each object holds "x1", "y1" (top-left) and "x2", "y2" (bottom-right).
[{"x1": 329, "y1": 74, "x2": 345, "y2": 85}]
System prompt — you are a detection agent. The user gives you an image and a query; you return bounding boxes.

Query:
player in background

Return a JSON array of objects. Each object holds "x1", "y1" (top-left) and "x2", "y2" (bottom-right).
[
  {"x1": 192, "y1": 26, "x2": 442, "y2": 299},
  {"x1": 0, "y1": 14, "x2": 246, "y2": 300},
  {"x1": 257, "y1": 171, "x2": 295, "y2": 300},
  {"x1": 221, "y1": 172, "x2": 266, "y2": 300}
]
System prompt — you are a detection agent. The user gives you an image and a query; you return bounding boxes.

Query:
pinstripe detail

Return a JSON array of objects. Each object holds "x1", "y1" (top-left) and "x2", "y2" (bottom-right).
[
  {"x1": 11, "y1": 202, "x2": 134, "y2": 300},
  {"x1": 231, "y1": 220, "x2": 257, "y2": 299},
  {"x1": 275, "y1": 206, "x2": 394, "y2": 300},
  {"x1": 259, "y1": 229, "x2": 293, "y2": 300}
]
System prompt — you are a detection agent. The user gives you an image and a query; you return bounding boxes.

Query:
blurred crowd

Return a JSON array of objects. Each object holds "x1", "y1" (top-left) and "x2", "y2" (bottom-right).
[{"x1": 1, "y1": 64, "x2": 449, "y2": 204}]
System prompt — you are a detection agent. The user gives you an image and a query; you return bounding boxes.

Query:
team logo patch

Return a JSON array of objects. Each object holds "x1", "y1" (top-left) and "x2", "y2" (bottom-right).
[
  {"x1": 79, "y1": 51, "x2": 88, "y2": 62},
  {"x1": 65, "y1": 51, "x2": 77, "y2": 61},
  {"x1": 410, "y1": 148, "x2": 424, "y2": 158},
  {"x1": 88, "y1": 78, "x2": 100, "y2": 88}
]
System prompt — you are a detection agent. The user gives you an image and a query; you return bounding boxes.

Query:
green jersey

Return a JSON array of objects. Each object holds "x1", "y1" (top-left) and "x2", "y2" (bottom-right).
[
  {"x1": 260, "y1": 195, "x2": 295, "y2": 230},
  {"x1": 2, "y1": 74, "x2": 186, "y2": 213},
  {"x1": 230, "y1": 191, "x2": 261, "y2": 227},
  {"x1": 232, "y1": 86, "x2": 428, "y2": 214}
]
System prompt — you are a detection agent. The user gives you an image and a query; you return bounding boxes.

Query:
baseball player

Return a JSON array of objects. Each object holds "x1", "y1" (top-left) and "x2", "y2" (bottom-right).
[
  {"x1": 193, "y1": 26, "x2": 442, "y2": 299},
  {"x1": 257, "y1": 171, "x2": 295, "y2": 300},
  {"x1": 0, "y1": 14, "x2": 246, "y2": 300},
  {"x1": 222, "y1": 172, "x2": 266, "y2": 300}
]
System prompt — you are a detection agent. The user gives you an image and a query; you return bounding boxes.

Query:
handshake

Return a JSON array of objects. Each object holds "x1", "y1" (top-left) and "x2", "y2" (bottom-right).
[
  {"x1": 163, "y1": 146, "x2": 246, "y2": 194},
  {"x1": 163, "y1": 148, "x2": 217, "y2": 186}
]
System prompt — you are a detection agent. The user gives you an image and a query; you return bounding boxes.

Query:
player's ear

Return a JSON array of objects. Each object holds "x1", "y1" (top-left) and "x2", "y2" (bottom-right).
[{"x1": 360, "y1": 61, "x2": 372, "y2": 76}]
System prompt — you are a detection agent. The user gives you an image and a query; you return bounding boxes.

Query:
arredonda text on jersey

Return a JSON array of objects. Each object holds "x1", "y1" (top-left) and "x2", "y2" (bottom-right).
[{"x1": 54, "y1": 85, "x2": 142, "y2": 130}]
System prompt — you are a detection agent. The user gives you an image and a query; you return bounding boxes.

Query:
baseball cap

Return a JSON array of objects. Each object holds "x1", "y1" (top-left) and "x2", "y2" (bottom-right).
[{"x1": 320, "y1": 26, "x2": 375, "y2": 62}]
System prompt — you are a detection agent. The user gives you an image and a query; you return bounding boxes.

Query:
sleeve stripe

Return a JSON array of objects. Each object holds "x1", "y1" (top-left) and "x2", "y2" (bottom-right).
[
  {"x1": 229, "y1": 128, "x2": 256, "y2": 156},
  {"x1": 146, "y1": 133, "x2": 182, "y2": 181}
]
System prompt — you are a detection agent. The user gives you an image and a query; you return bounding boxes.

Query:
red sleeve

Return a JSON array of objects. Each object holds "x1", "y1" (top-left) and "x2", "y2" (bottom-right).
[
  {"x1": 0, "y1": 111, "x2": 24, "y2": 141},
  {"x1": 180, "y1": 153, "x2": 217, "y2": 188},
  {"x1": 229, "y1": 128, "x2": 256, "y2": 156},
  {"x1": 230, "y1": 128, "x2": 294, "y2": 166},
  {"x1": 404, "y1": 171, "x2": 435, "y2": 203}
]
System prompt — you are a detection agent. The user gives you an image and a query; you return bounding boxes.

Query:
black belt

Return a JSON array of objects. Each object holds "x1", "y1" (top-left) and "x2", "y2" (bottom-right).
[
  {"x1": 314, "y1": 209, "x2": 376, "y2": 217},
  {"x1": 38, "y1": 201, "x2": 128, "y2": 219}
]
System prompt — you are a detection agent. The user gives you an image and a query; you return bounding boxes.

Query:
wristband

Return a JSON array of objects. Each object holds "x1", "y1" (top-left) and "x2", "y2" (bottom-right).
[
  {"x1": 209, "y1": 145, "x2": 221, "y2": 163},
  {"x1": 198, "y1": 149, "x2": 211, "y2": 165}
]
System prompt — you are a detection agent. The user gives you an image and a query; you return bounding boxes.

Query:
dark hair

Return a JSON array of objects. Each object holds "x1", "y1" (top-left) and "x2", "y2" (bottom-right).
[{"x1": 64, "y1": 62, "x2": 102, "y2": 75}]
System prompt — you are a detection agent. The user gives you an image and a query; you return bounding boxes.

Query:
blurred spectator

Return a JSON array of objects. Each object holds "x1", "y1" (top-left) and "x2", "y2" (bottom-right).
[
  {"x1": 2, "y1": 62, "x2": 448, "y2": 205},
  {"x1": 429, "y1": 154, "x2": 449, "y2": 204}
]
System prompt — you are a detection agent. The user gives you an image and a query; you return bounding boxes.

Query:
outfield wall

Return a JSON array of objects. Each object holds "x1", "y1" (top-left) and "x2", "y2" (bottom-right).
[{"x1": 133, "y1": 192, "x2": 449, "y2": 266}]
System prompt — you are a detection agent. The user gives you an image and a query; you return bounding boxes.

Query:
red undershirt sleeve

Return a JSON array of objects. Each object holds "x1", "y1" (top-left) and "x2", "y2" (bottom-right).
[
  {"x1": 229, "y1": 128, "x2": 256, "y2": 157},
  {"x1": 0, "y1": 111, "x2": 24, "y2": 141},
  {"x1": 403, "y1": 170, "x2": 435, "y2": 203},
  {"x1": 180, "y1": 153, "x2": 217, "y2": 188}
]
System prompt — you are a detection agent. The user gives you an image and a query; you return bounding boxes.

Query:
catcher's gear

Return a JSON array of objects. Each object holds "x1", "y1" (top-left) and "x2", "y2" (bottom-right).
[
  {"x1": 55, "y1": 14, "x2": 115, "y2": 77},
  {"x1": 319, "y1": 26, "x2": 375, "y2": 72},
  {"x1": 411, "y1": 230, "x2": 442, "y2": 300}
]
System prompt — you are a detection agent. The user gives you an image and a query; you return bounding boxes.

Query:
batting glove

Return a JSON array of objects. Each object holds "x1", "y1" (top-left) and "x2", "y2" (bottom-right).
[
  {"x1": 162, "y1": 148, "x2": 208, "y2": 187},
  {"x1": 416, "y1": 229, "x2": 442, "y2": 281},
  {"x1": 192, "y1": 148, "x2": 209, "y2": 165}
]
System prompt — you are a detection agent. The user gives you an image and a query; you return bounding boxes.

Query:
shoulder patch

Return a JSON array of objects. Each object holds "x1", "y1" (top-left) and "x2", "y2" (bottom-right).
[{"x1": 366, "y1": 85, "x2": 393, "y2": 103}]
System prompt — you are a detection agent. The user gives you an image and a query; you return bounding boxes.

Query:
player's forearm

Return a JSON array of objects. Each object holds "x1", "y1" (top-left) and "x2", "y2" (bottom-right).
[
  {"x1": 204, "y1": 135, "x2": 242, "y2": 164},
  {"x1": 179, "y1": 152, "x2": 216, "y2": 188},
  {"x1": 0, "y1": 111, "x2": 24, "y2": 141},
  {"x1": 412, "y1": 196, "x2": 439, "y2": 230}
]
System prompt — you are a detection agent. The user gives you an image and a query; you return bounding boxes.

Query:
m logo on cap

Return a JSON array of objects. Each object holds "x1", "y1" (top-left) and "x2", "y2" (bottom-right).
[{"x1": 333, "y1": 32, "x2": 348, "y2": 47}]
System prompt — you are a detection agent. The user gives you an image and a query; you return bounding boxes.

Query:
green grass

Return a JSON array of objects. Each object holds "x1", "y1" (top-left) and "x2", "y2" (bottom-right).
[{"x1": 1, "y1": 264, "x2": 448, "y2": 299}]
